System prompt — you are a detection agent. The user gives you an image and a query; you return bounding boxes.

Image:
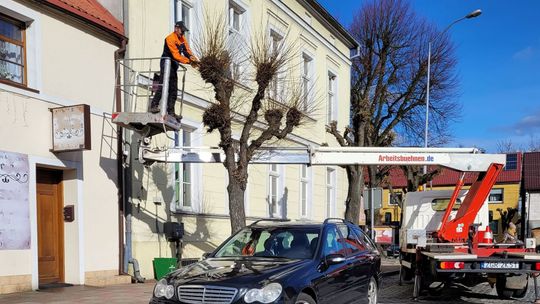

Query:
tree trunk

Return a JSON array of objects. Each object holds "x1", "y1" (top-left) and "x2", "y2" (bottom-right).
[
  {"x1": 344, "y1": 165, "x2": 363, "y2": 224},
  {"x1": 227, "y1": 173, "x2": 246, "y2": 234}
]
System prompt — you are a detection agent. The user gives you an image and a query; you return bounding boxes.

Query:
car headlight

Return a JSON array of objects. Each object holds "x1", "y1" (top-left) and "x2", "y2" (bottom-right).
[
  {"x1": 154, "y1": 278, "x2": 175, "y2": 299},
  {"x1": 244, "y1": 283, "x2": 282, "y2": 303}
]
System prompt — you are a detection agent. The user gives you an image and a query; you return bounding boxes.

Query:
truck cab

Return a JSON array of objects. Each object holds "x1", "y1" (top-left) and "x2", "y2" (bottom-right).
[{"x1": 400, "y1": 190, "x2": 489, "y2": 250}]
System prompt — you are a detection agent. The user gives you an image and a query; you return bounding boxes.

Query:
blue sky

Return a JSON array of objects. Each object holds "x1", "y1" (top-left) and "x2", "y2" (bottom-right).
[{"x1": 319, "y1": 0, "x2": 540, "y2": 152}]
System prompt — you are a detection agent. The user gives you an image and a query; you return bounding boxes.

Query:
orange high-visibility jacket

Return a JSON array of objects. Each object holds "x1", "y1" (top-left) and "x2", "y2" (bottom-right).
[{"x1": 162, "y1": 32, "x2": 196, "y2": 64}]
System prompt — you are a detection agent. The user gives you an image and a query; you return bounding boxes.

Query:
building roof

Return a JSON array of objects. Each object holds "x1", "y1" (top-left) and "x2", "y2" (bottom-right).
[
  {"x1": 524, "y1": 152, "x2": 540, "y2": 191},
  {"x1": 298, "y1": 0, "x2": 359, "y2": 50},
  {"x1": 43, "y1": 0, "x2": 124, "y2": 38},
  {"x1": 380, "y1": 153, "x2": 522, "y2": 189}
]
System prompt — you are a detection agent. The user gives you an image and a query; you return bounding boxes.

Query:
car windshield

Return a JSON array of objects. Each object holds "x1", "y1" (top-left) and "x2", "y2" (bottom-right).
[{"x1": 214, "y1": 226, "x2": 320, "y2": 259}]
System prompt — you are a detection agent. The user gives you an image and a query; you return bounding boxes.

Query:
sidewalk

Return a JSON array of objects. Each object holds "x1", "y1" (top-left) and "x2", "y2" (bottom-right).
[{"x1": 0, "y1": 283, "x2": 153, "y2": 304}]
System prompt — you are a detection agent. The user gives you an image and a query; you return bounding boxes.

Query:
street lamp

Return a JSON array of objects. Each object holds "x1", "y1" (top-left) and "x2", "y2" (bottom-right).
[{"x1": 423, "y1": 9, "x2": 482, "y2": 185}]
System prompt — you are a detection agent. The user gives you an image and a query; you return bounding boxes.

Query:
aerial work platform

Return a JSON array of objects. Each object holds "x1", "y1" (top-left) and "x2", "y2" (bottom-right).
[
  {"x1": 112, "y1": 112, "x2": 181, "y2": 137},
  {"x1": 112, "y1": 57, "x2": 186, "y2": 136}
]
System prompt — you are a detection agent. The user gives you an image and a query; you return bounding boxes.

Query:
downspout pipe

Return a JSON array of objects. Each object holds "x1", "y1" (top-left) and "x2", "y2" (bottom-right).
[{"x1": 115, "y1": 38, "x2": 127, "y2": 276}]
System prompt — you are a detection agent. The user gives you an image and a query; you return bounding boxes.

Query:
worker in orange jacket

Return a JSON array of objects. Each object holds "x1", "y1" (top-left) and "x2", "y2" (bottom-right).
[{"x1": 150, "y1": 21, "x2": 198, "y2": 120}]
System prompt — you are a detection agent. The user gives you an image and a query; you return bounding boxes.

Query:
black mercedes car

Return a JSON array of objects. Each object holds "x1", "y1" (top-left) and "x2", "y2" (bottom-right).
[{"x1": 150, "y1": 219, "x2": 381, "y2": 304}]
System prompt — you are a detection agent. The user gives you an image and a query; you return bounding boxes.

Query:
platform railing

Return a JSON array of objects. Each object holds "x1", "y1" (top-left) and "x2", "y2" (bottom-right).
[{"x1": 115, "y1": 57, "x2": 187, "y2": 115}]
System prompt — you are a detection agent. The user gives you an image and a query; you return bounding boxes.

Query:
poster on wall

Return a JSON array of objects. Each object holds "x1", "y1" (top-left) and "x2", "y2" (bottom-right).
[
  {"x1": 0, "y1": 150, "x2": 30, "y2": 250},
  {"x1": 374, "y1": 226, "x2": 394, "y2": 244}
]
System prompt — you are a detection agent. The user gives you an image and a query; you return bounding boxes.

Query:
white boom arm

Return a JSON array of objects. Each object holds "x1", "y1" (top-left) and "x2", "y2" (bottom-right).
[{"x1": 140, "y1": 146, "x2": 505, "y2": 172}]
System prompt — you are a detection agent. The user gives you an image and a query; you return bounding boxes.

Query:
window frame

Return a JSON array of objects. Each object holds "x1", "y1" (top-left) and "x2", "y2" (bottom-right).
[
  {"x1": 174, "y1": 129, "x2": 194, "y2": 211},
  {"x1": 174, "y1": 0, "x2": 193, "y2": 43},
  {"x1": 0, "y1": 12, "x2": 27, "y2": 87},
  {"x1": 431, "y1": 198, "x2": 463, "y2": 212},
  {"x1": 170, "y1": 119, "x2": 202, "y2": 214},
  {"x1": 268, "y1": 164, "x2": 284, "y2": 218},
  {"x1": 299, "y1": 164, "x2": 312, "y2": 219},
  {"x1": 228, "y1": 1, "x2": 245, "y2": 35},
  {"x1": 488, "y1": 188, "x2": 504, "y2": 204},
  {"x1": 326, "y1": 167, "x2": 336, "y2": 217},
  {"x1": 301, "y1": 52, "x2": 313, "y2": 112},
  {"x1": 227, "y1": 0, "x2": 249, "y2": 83},
  {"x1": 326, "y1": 71, "x2": 337, "y2": 124},
  {"x1": 268, "y1": 29, "x2": 284, "y2": 100},
  {"x1": 505, "y1": 153, "x2": 518, "y2": 171},
  {"x1": 388, "y1": 191, "x2": 403, "y2": 206}
]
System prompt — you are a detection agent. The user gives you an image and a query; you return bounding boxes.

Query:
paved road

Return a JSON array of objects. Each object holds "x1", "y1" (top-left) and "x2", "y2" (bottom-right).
[
  {"x1": 380, "y1": 274, "x2": 539, "y2": 304},
  {"x1": 1, "y1": 274, "x2": 538, "y2": 303}
]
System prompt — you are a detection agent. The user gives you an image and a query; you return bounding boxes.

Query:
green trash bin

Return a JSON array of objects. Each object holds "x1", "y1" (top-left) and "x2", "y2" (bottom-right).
[{"x1": 153, "y1": 258, "x2": 178, "y2": 280}]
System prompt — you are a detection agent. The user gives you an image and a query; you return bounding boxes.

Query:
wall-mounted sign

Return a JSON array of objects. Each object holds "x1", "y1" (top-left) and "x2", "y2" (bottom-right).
[
  {"x1": 51, "y1": 104, "x2": 91, "y2": 152},
  {"x1": 374, "y1": 226, "x2": 394, "y2": 244},
  {"x1": 0, "y1": 150, "x2": 30, "y2": 250}
]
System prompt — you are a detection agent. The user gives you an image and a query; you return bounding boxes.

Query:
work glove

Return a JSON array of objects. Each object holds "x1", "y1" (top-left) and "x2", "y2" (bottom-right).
[{"x1": 189, "y1": 58, "x2": 200, "y2": 68}]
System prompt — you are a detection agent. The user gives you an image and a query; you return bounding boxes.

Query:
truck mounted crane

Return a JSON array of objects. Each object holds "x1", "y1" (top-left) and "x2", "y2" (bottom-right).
[{"x1": 112, "y1": 57, "x2": 540, "y2": 300}]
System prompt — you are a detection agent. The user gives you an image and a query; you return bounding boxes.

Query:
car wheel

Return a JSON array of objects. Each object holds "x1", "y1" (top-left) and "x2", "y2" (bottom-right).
[
  {"x1": 295, "y1": 292, "x2": 316, "y2": 304},
  {"x1": 367, "y1": 277, "x2": 378, "y2": 304}
]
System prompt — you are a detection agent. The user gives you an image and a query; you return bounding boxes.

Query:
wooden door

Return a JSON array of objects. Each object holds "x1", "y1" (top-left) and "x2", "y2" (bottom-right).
[{"x1": 36, "y1": 169, "x2": 64, "y2": 285}]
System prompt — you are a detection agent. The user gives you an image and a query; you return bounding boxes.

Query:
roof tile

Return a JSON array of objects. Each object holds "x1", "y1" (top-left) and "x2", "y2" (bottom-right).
[
  {"x1": 524, "y1": 152, "x2": 540, "y2": 191},
  {"x1": 45, "y1": 0, "x2": 124, "y2": 37}
]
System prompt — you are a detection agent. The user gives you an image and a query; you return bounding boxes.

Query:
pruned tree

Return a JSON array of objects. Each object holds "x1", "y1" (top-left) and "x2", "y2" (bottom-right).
[
  {"x1": 327, "y1": 0, "x2": 460, "y2": 223},
  {"x1": 194, "y1": 15, "x2": 313, "y2": 233},
  {"x1": 400, "y1": 165, "x2": 441, "y2": 192},
  {"x1": 497, "y1": 207, "x2": 520, "y2": 231}
]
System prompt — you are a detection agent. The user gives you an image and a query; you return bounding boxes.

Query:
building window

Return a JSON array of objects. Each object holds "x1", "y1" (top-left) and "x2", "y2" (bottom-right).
[
  {"x1": 269, "y1": 29, "x2": 283, "y2": 99},
  {"x1": 327, "y1": 72, "x2": 337, "y2": 123},
  {"x1": 505, "y1": 153, "x2": 518, "y2": 171},
  {"x1": 269, "y1": 164, "x2": 283, "y2": 218},
  {"x1": 0, "y1": 14, "x2": 26, "y2": 85},
  {"x1": 174, "y1": 130, "x2": 192, "y2": 210},
  {"x1": 229, "y1": 1, "x2": 244, "y2": 33},
  {"x1": 175, "y1": 0, "x2": 193, "y2": 41},
  {"x1": 228, "y1": 1, "x2": 247, "y2": 81},
  {"x1": 490, "y1": 219, "x2": 500, "y2": 235},
  {"x1": 301, "y1": 53, "x2": 313, "y2": 112},
  {"x1": 300, "y1": 165, "x2": 311, "y2": 218},
  {"x1": 489, "y1": 188, "x2": 504, "y2": 203},
  {"x1": 384, "y1": 212, "x2": 392, "y2": 224},
  {"x1": 388, "y1": 191, "x2": 403, "y2": 206},
  {"x1": 326, "y1": 167, "x2": 336, "y2": 217},
  {"x1": 431, "y1": 198, "x2": 462, "y2": 212}
]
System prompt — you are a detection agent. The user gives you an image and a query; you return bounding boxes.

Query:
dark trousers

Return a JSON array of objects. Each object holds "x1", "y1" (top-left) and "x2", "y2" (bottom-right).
[{"x1": 151, "y1": 58, "x2": 179, "y2": 113}]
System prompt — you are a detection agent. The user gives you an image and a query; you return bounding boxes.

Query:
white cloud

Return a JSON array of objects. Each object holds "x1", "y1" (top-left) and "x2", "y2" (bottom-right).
[{"x1": 513, "y1": 46, "x2": 534, "y2": 60}]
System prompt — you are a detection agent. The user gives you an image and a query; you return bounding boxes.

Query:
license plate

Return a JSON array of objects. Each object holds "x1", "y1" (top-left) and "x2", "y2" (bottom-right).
[{"x1": 480, "y1": 262, "x2": 519, "y2": 269}]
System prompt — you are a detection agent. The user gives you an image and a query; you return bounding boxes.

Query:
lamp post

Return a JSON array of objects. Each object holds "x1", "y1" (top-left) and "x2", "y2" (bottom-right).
[{"x1": 423, "y1": 9, "x2": 482, "y2": 184}]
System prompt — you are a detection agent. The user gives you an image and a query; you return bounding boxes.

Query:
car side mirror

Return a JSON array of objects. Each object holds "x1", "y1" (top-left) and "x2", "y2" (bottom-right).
[
  {"x1": 202, "y1": 252, "x2": 212, "y2": 259},
  {"x1": 324, "y1": 253, "x2": 346, "y2": 266}
]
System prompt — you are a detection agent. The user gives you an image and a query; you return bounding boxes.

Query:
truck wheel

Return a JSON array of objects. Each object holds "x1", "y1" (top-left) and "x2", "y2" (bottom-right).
[
  {"x1": 495, "y1": 276, "x2": 514, "y2": 299},
  {"x1": 512, "y1": 280, "x2": 528, "y2": 298},
  {"x1": 427, "y1": 282, "x2": 445, "y2": 296},
  {"x1": 400, "y1": 266, "x2": 414, "y2": 282}
]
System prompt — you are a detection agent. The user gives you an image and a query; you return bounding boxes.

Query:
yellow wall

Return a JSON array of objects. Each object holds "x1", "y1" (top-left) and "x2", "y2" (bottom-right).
[{"x1": 126, "y1": 0, "x2": 354, "y2": 279}]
